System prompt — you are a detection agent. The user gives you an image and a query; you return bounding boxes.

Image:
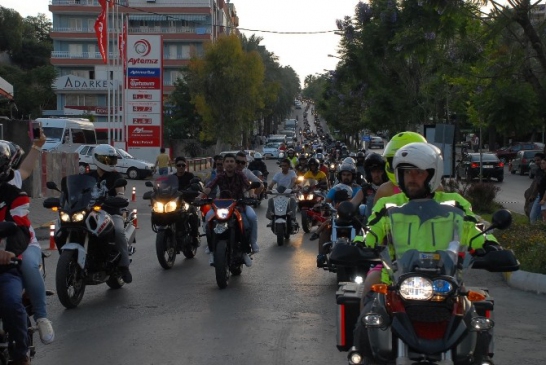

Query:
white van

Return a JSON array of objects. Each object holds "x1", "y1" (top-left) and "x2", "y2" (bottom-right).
[{"x1": 37, "y1": 118, "x2": 97, "y2": 153}]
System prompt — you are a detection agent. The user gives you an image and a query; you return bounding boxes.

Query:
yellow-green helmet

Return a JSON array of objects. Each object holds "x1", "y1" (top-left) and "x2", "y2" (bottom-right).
[{"x1": 383, "y1": 131, "x2": 427, "y2": 184}]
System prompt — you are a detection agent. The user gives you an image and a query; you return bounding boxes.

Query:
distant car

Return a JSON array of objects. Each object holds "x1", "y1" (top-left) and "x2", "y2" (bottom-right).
[
  {"x1": 263, "y1": 142, "x2": 282, "y2": 159},
  {"x1": 495, "y1": 142, "x2": 542, "y2": 162},
  {"x1": 76, "y1": 145, "x2": 154, "y2": 179},
  {"x1": 510, "y1": 149, "x2": 542, "y2": 176},
  {"x1": 456, "y1": 153, "x2": 504, "y2": 182},
  {"x1": 369, "y1": 136, "x2": 384, "y2": 149}
]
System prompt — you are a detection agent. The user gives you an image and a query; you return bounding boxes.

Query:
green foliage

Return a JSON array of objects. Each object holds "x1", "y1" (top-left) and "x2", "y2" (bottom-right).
[
  {"x1": 183, "y1": 140, "x2": 202, "y2": 158},
  {"x1": 442, "y1": 178, "x2": 500, "y2": 213},
  {"x1": 0, "y1": 7, "x2": 23, "y2": 53}
]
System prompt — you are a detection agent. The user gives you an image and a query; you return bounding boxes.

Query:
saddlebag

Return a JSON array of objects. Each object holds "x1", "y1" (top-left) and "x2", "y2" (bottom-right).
[{"x1": 335, "y1": 282, "x2": 364, "y2": 351}]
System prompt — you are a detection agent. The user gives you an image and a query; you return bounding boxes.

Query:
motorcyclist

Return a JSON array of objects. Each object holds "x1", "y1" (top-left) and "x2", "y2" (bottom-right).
[
  {"x1": 87, "y1": 144, "x2": 132, "y2": 283},
  {"x1": 172, "y1": 156, "x2": 201, "y2": 248},
  {"x1": 247, "y1": 152, "x2": 268, "y2": 180},
  {"x1": 315, "y1": 153, "x2": 329, "y2": 175},
  {"x1": 295, "y1": 155, "x2": 308, "y2": 176},
  {"x1": 352, "y1": 153, "x2": 388, "y2": 218},
  {"x1": 6, "y1": 137, "x2": 55, "y2": 345},
  {"x1": 355, "y1": 151, "x2": 366, "y2": 180},
  {"x1": 372, "y1": 131, "x2": 428, "y2": 205},
  {"x1": 235, "y1": 151, "x2": 263, "y2": 198},
  {"x1": 267, "y1": 158, "x2": 298, "y2": 226},
  {"x1": 286, "y1": 148, "x2": 298, "y2": 168},
  {"x1": 311, "y1": 164, "x2": 362, "y2": 262},
  {"x1": 201, "y1": 153, "x2": 259, "y2": 266},
  {"x1": 303, "y1": 158, "x2": 329, "y2": 190},
  {"x1": 355, "y1": 142, "x2": 500, "y2": 364},
  {"x1": 0, "y1": 141, "x2": 32, "y2": 365}
]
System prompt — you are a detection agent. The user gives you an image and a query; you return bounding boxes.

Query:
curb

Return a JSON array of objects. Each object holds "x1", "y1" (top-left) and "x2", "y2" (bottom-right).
[{"x1": 503, "y1": 270, "x2": 546, "y2": 295}]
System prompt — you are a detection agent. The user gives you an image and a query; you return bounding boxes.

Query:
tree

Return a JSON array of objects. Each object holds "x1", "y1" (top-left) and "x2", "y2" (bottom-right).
[
  {"x1": 186, "y1": 34, "x2": 265, "y2": 152},
  {"x1": 11, "y1": 14, "x2": 53, "y2": 69},
  {"x1": 0, "y1": 7, "x2": 23, "y2": 54},
  {"x1": 166, "y1": 74, "x2": 202, "y2": 140}
]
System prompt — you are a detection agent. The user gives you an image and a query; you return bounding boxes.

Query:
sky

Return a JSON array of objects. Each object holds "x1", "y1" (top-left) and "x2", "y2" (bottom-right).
[{"x1": 3, "y1": 0, "x2": 510, "y2": 87}]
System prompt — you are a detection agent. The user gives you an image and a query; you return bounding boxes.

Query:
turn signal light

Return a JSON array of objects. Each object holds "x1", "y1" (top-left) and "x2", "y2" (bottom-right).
[
  {"x1": 371, "y1": 284, "x2": 388, "y2": 295},
  {"x1": 93, "y1": 206, "x2": 101, "y2": 211},
  {"x1": 467, "y1": 290, "x2": 487, "y2": 302},
  {"x1": 51, "y1": 207, "x2": 58, "y2": 212}
]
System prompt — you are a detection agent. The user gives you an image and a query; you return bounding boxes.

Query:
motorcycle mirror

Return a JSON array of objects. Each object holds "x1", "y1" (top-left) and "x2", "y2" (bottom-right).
[
  {"x1": 145, "y1": 181, "x2": 153, "y2": 187},
  {"x1": 142, "y1": 191, "x2": 152, "y2": 200},
  {"x1": 471, "y1": 249, "x2": 520, "y2": 272},
  {"x1": 46, "y1": 181, "x2": 60, "y2": 192},
  {"x1": 0, "y1": 221, "x2": 18, "y2": 238},
  {"x1": 190, "y1": 183, "x2": 203, "y2": 192},
  {"x1": 43, "y1": 197, "x2": 60, "y2": 209},
  {"x1": 491, "y1": 209, "x2": 512, "y2": 230}
]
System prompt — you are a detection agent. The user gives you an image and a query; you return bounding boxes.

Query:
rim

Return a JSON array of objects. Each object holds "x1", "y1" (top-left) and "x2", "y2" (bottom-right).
[
  {"x1": 66, "y1": 259, "x2": 84, "y2": 300},
  {"x1": 164, "y1": 234, "x2": 176, "y2": 264}
]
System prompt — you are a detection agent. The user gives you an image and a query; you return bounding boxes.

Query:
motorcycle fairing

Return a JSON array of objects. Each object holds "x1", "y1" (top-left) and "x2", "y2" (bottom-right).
[{"x1": 60, "y1": 243, "x2": 87, "y2": 269}]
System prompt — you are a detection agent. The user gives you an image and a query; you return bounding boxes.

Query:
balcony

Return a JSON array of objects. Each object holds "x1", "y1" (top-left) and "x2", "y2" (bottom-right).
[
  {"x1": 52, "y1": 51, "x2": 120, "y2": 59},
  {"x1": 50, "y1": 0, "x2": 127, "y2": 5},
  {"x1": 128, "y1": 26, "x2": 211, "y2": 34}
]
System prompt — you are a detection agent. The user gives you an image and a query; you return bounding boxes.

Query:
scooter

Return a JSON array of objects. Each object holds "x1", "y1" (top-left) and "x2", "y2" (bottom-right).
[{"x1": 267, "y1": 186, "x2": 299, "y2": 246}]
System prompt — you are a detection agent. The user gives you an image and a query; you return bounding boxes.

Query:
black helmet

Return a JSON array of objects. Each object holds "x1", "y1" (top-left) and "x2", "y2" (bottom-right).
[
  {"x1": 356, "y1": 151, "x2": 365, "y2": 160},
  {"x1": 308, "y1": 158, "x2": 320, "y2": 167},
  {"x1": 364, "y1": 152, "x2": 387, "y2": 183},
  {"x1": 0, "y1": 141, "x2": 19, "y2": 182}
]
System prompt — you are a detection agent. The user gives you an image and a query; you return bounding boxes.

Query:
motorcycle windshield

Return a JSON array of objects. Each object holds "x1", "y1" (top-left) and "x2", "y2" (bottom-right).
[
  {"x1": 153, "y1": 175, "x2": 179, "y2": 198},
  {"x1": 385, "y1": 199, "x2": 465, "y2": 275},
  {"x1": 61, "y1": 174, "x2": 98, "y2": 211}
]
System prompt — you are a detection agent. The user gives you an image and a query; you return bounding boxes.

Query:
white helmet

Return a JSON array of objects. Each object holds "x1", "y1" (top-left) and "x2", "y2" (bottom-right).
[
  {"x1": 254, "y1": 152, "x2": 262, "y2": 160},
  {"x1": 393, "y1": 142, "x2": 443, "y2": 196},
  {"x1": 342, "y1": 157, "x2": 356, "y2": 166},
  {"x1": 93, "y1": 144, "x2": 118, "y2": 172}
]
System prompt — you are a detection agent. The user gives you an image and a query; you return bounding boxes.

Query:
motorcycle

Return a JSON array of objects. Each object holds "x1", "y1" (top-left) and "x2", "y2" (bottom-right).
[
  {"x1": 317, "y1": 201, "x2": 366, "y2": 283},
  {"x1": 251, "y1": 170, "x2": 269, "y2": 207},
  {"x1": 343, "y1": 201, "x2": 519, "y2": 365},
  {"x1": 143, "y1": 175, "x2": 201, "y2": 270},
  {"x1": 43, "y1": 174, "x2": 136, "y2": 309},
  {"x1": 267, "y1": 186, "x2": 300, "y2": 246},
  {"x1": 194, "y1": 181, "x2": 261, "y2": 289},
  {"x1": 297, "y1": 178, "x2": 326, "y2": 233},
  {"x1": 327, "y1": 161, "x2": 338, "y2": 186},
  {"x1": 0, "y1": 222, "x2": 54, "y2": 363}
]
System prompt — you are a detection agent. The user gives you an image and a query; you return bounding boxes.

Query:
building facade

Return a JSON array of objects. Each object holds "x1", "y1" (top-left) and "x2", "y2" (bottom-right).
[{"x1": 46, "y1": 0, "x2": 239, "y2": 143}]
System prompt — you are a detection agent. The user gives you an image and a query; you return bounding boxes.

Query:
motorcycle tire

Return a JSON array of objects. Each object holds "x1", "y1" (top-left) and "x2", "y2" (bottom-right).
[
  {"x1": 214, "y1": 240, "x2": 230, "y2": 289},
  {"x1": 276, "y1": 223, "x2": 285, "y2": 246},
  {"x1": 301, "y1": 212, "x2": 311, "y2": 233},
  {"x1": 156, "y1": 230, "x2": 177, "y2": 269},
  {"x1": 56, "y1": 250, "x2": 86, "y2": 309},
  {"x1": 181, "y1": 235, "x2": 197, "y2": 259},
  {"x1": 106, "y1": 270, "x2": 125, "y2": 289}
]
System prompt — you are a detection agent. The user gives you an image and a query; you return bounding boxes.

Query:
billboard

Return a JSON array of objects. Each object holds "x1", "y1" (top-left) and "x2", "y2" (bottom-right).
[{"x1": 124, "y1": 35, "x2": 163, "y2": 152}]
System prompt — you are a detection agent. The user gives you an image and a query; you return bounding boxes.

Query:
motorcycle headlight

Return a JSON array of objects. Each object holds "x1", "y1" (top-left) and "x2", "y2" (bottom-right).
[
  {"x1": 216, "y1": 208, "x2": 229, "y2": 219},
  {"x1": 71, "y1": 210, "x2": 87, "y2": 222},
  {"x1": 60, "y1": 211, "x2": 70, "y2": 222},
  {"x1": 432, "y1": 279, "x2": 453, "y2": 295},
  {"x1": 399, "y1": 276, "x2": 433, "y2": 300},
  {"x1": 164, "y1": 200, "x2": 178, "y2": 213},
  {"x1": 152, "y1": 202, "x2": 165, "y2": 213},
  {"x1": 306, "y1": 194, "x2": 314, "y2": 200},
  {"x1": 180, "y1": 202, "x2": 190, "y2": 211},
  {"x1": 330, "y1": 164, "x2": 335, "y2": 169}
]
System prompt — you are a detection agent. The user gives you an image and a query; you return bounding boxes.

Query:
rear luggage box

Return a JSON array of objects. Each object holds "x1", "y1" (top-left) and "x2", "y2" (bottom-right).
[{"x1": 336, "y1": 282, "x2": 364, "y2": 351}]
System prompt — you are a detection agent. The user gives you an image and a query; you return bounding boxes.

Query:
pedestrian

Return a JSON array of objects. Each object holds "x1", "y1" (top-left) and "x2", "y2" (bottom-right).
[
  {"x1": 154, "y1": 147, "x2": 172, "y2": 176},
  {"x1": 537, "y1": 159, "x2": 546, "y2": 221},
  {"x1": 471, "y1": 134, "x2": 479, "y2": 153},
  {"x1": 527, "y1": 153, "x2": 545, "y2": 223}
]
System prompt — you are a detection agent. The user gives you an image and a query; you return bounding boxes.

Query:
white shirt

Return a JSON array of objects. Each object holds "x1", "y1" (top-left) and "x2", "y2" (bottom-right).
[
  {"x1": 242, "y1": 168, "x2": 261, "y2": 183},
  {"x1": 9, "y1": 170, "x2": 39, "y2": 248},
  {"x1": 272, "y1": 170, "x2": 297, "y2": 189}
]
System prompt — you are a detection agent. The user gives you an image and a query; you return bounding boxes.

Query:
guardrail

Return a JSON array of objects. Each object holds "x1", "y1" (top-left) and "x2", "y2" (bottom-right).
[{"x1": 187, "y1": 157, "x2": 212, "y2": 173}]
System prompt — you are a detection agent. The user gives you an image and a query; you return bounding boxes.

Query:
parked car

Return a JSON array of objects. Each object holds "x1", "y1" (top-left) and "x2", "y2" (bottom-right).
[
  {"x1": 495, "y1": 142, "x2": 542, "y2": 162},
  {"x1": 456, "y1": 153, "x2": 504, "y2": 182},
  {"x1": 510, "y1": 149, "x2": 542, "y2": 176},
  {"x1": 263, "y1": 142, "x2": 282, "y2": 159},
  {"x1": 369, "y1": 136, "x2": 385, "y2": 149},
  {"x1": 76, "y1": 145, "x2": 154, "y2": 179}
]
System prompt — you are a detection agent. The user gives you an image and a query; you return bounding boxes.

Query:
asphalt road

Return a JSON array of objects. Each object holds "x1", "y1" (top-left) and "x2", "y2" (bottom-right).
[{"x1": 30, "y1": 106, "x2": 544, "y2": 364}]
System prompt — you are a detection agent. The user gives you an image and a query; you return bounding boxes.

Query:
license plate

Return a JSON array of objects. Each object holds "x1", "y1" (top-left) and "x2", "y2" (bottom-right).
[
  {"x1": 483, "y1": 165, "x2": 493, "y2": 168},
  {"x1": 419, "y1": 253, "x2": 440, "y2": 260},
  {"x1": 214, "y1": 223, "x2": 228, "y2": 234}
]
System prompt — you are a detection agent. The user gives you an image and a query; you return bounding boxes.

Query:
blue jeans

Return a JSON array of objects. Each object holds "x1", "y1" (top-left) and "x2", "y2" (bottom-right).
[
  {"x1": 158, "y1": 167, "x2": 168, "y2": 176},
  {"x1": 21, "y1": 246, "x2": 47, "y2": 320},
  {"x1": 0, "y1": 269, "x2": 29, "y2": 361},
  {"x1": 530, "y1": 196, "x2": 542, "y2": 223},
  {"x1": 205, "y1": 205, "x2": 258, "y2": 250}
]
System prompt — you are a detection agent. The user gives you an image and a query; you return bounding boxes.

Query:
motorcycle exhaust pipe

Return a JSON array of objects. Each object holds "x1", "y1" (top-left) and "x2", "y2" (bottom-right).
[{"x1": 125, "y1": 225, "x2": 136, "y2": 246}]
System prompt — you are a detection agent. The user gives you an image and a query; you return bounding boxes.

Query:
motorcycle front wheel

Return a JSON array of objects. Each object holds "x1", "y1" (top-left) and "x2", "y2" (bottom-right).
[
  {"x1": 181, "y1": 234, "x2": 197, "y2": 259},
  {"x1": 56, "y1": 250, "x2": 86, "y2": 309},
  {"x1": 301, "y1": 211, "x2": 311, "y2": 233},
  {"x1": 276, "y1": 223, "x2": 285, "y2": 246},
  {"x1": 156, "y1": 229, "x2": 177, "y2": 269},
  {"x1": 214, "y1": 240, "x2": 230, "y2": 289}
]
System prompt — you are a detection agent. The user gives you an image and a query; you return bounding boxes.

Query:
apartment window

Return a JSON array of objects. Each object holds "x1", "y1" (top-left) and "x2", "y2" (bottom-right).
[
  {"x1": 69, "y1": 18, "x2": 83, "y2": 31},
  {"x1": 88, "y1": 44, "x2": 97, "y2": 58},
  {"x1": 169, "y1": 45, "x2": 177, "y2": 59},
  {"x1": 71, "y1": 69, "x2": 88, "y2": 78},
  {"x1": 69, "y1": 44, "x2": 83, "y2": 57},
  {"x1": 87, "y1": 19, "x2": 95, "y2": 31},
  {"x1": 64, "y1": 95, "x2": 98, "y2": 106},
  {"x1": 181, "y1": 45, "x2": 191, "y2": 59},
  {"x1": 65, "y1": 94, "x2": 79, "y2": 106},
  {"x1": 89, "y1": 71, "x2": 95, "y2": 80}
]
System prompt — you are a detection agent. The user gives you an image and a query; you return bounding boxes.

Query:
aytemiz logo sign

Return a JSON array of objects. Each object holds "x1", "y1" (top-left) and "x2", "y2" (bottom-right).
[
  {"x1": 127, "y1": 125, "x2": 161, "y2": 147},
  {"x1": 126, "y1": 35, "x2": 162, "y2": 69},
  {"x1": 128, "y1": 68, "x2": 161, "y2": 77}
]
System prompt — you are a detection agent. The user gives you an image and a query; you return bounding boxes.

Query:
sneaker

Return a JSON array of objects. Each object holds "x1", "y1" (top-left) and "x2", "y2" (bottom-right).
[
  {"x1": 119, "y1": 266, "x2": 133, "y2": 283},
  {"x1": 242, "y1": 253, "x2": 253, "y2": 267},
  {"x1": 36, "y1": 318, "x2": 55, "y2": 345},
  {"x1": 208, "y1": 253, "x2": 215, "y2": 266},
  {"x1": 204, "y1": 245, "x2": 211, "y2": 254},
  {"x1": 12, "y1": 356, "x2": 31, "y2": 365},
  {"x1": 310, "y1": 232, "x2": 319, "y2": 241},
  {"x1": 266, "y1": 222, "x2": 272, "y2": 228},
  {"x1": 251, "y1": 242, "x2": 260, "y2": 253}
]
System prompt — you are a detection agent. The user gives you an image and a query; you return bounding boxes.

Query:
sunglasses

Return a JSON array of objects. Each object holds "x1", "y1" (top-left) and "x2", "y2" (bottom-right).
[
  {"x1": 236, "y1": 160, "x2": 246, "y2": 165},
  {"x1": 176, "y1": 163, "x2": 186, "y2": 167}
]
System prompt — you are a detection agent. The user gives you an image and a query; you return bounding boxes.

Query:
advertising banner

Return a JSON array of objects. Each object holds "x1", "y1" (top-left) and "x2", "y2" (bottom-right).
[
  {"x1": 127, "y1": 126, "x2": 161, "y2": 147},
  {"x1": 126, "y1": 113, "x2": 161, "y2": 126}
]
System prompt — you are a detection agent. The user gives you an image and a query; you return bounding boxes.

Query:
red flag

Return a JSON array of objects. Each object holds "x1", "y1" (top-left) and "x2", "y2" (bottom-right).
[
  {"x1": 94, "y1": 0, "x2": 108, "y2": 64},
  {"x1": 118, "y1": 15, "x2": 127, "y2": 71}
]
